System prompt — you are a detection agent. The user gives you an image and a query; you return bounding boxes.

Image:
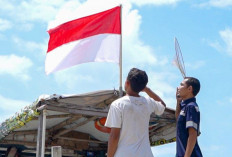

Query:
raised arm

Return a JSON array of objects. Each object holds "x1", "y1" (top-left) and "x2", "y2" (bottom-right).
[
  {"x1": 143, "y1": 87, "x2": 166, "y2": 108},
  {"x1": 175, "y1": 87, "x2": 182, "y2": 120}
]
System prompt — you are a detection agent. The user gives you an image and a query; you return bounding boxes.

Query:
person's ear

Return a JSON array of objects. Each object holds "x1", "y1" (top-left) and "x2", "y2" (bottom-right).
[
  {"x1": 125, "y1": 80, "x2": 130, "y2": 86},
  {"x1": 188, "y1": 86, "x2": 192, "y2": 92}
]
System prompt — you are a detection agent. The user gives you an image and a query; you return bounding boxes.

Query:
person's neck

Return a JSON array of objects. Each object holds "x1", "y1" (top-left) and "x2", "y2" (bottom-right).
[
  {"x1": 126, "y1": 90, "x2": 140, "y2": 97},
  {"x1": 182, "y1": 95, "x2": 195, "y2": 101}
]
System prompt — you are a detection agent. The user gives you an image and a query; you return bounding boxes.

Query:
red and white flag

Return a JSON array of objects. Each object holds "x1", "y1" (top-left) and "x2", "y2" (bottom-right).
[{"x1": 45, "y1": 6, "x2": 121, "y2": 75}]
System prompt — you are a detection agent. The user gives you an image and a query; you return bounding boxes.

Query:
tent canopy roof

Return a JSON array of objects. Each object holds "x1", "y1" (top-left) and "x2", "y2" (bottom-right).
[{"x1": 0, "y1": 90, "x2": 176, "y2": 156}]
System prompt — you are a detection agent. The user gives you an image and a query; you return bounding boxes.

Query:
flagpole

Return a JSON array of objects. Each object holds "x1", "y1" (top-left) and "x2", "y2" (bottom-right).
[{"x1": 119, "y1": 5, "x2": 123, "y2": 97}]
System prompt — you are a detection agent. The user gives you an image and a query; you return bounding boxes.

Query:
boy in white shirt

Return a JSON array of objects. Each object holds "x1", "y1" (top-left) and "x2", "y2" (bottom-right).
[{"x1": 105, "y1": 68, "x2": 166, "y2": 157}]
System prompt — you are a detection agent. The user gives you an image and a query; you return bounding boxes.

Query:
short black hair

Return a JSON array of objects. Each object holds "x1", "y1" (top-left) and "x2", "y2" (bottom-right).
[
  {"x1": 127, "y1": 68, "x2": 148, "y2": 93},
  {"x1": 185, "y1": 77, "x2": 200, "y2": 96}
]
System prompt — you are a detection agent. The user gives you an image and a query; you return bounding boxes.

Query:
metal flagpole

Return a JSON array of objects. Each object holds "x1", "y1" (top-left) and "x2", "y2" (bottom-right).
[{"x1": 119, "y1": 5, "x2": 123, "y2": 97}]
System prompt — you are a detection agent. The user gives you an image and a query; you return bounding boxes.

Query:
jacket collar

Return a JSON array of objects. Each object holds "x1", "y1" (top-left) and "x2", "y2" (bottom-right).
[{"x1": 181, "y1": 97, "x2": 196, "y2": 107}]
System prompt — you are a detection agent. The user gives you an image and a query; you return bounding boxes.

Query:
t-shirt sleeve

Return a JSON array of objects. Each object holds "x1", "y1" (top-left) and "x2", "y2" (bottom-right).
[
  {"x1": 147, "y1": 97, "x2": 165, "y2": 115},
  {"x1": 105, "y1": 102, "x2": 122, "y2": 128},
  {"x1": 185, "y1": 105, "x2": 200, "y2": 131}
]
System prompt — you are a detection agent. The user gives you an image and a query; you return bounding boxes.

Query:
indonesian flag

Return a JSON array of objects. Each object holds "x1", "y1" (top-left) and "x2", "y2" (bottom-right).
[{"x1": 45, "y1": 6, "x2": 121, "y2": 75}]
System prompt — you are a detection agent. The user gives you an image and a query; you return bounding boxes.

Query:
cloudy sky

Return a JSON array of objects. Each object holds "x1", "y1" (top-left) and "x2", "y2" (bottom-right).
[{"x1": 0, "y1": 0, "x2": 232, "y2": 156}]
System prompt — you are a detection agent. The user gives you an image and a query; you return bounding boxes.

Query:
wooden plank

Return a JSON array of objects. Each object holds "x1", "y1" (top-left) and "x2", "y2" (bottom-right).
[
  {"x1": 46, "y1": 105, "x2": 108, "y2": 117},
  {"x1": 12, "y1": 130, "x2": 38, "y2": 135},
  {"x1": 0, "y1": 140, "x2": 36, "y2": 146},
  {"x1": 33, "y1": 114, "x2": 76, "y2": 120},
  {"x1": 58, "y1": 137, "x2": 106, "y2": 144},
  {"x1": 57, "y1": 94, "x2": 116, "y2": 109},
  {"x1": 53, "y1": 116, "x2": 98, "y2": 139},
  {"x1": 149, "y1": 123, "x2": 174, "y2": 137},
  {"x1": 48, "y1": 116, "x2": 82, "y2": 133}
]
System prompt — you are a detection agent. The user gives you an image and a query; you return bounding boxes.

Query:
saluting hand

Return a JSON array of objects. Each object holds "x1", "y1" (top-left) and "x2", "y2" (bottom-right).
[{"x1": 176, "y1": 87, "x2": 182, "y2": 103}]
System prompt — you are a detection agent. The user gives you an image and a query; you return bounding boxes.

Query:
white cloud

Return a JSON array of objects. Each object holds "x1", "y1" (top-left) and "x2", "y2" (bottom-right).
[
  {"x1": 208, "y1": 40, "x2": 223, "y2": 52},
  {"x1": 19, "y1": 0, "x2": 74, "y2": 22},
  {"x1": 0, "y1": 54, "x2": 33, "y2": 80},
  {"x1": 0, "y1": 0, "x2": 14, "y2": 12},
  {"x1": 129, "y1": 0, "x2": 182, "y2": 6},
  {"x1": 4, "y1": 0, "x2": 71, "y2": 23},
  {"x1": 47, "y1": 0, "x2": 121, "y2": 29},
  {"x1": 18, "y1": 23, "x2": 34, "y2": 31},
  {"x1": 201, "y1": 144, "x2": 226, "y2": 156},
  {"x1": 0, "y1": 18, "x2": 12, "y2": 31},
  {"x1": 219, "y1": 28, "x2": 232, "y2": 56},
  {"x1": 54, "y1": 69, "x2": 94, "y2": 90},
  {"x1": 0, "y1": 94, "x2": 30, "y2": 123},
  {"x1": 200, "y1": 0, "x2": 232, "y2": 8},
  {"x1": 12, "y1": 36, "x2": 47, "y2": 56},
  {"x1": 0, "y1": 95, "x2": 29, "y2": 111},
  {"x1": 121, "y1": 3, "x2": 162, "y2": 66},
  {"x1": 208, "y1": 28, "x2": 232, "y2": 56},
  {"x1": 186, "y1": 60, "x2": 205, "y2": 70},
  {"x1": 147, "y1": 71, "x2": 178, "y2": 108},
  {"x1": 0, "y1": 0, "x2": 182, "y2": 25},
  {"x1": 47, "y1": 0, "x2": 181, "y2": 28}
]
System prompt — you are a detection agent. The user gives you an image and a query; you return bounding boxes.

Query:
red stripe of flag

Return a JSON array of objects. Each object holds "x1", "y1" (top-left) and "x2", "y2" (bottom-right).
[{"x1": 47, "y1": 6, "x2": 121, "y2": 53}]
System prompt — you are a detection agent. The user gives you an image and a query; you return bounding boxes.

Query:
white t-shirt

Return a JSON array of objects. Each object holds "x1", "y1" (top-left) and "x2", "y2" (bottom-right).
[{"x1": 105, "y1": 95, "x2": 165, "y2": 157}]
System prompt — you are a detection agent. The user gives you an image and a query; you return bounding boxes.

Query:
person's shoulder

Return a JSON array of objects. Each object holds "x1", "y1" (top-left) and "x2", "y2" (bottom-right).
[
  {"x1": 186, "y1": 102, "x2": 200, "y2": 112},
  {"x1": 143, "y1": 95, "x2": 152, "y2": 102},
  {"x1": 143, "y1": 95, "x2": 159, "y2": 105},
  {"x1": 187, "y1": 102, "x2": 197, "y2": 107},
  {"x1": 116, "y1": 95, "x2": 130, "y2": 102},
  {"x1": 186, "y1": 98, "x2": 198, "y2": 107},
  {"x1": 111, "y1": 96, "x2": 130, "y2": 106}
]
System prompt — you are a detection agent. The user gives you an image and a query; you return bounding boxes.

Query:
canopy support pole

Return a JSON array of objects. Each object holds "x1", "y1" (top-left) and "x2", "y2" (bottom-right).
[{"x1": 36, "y1": 109, "x2": 47, "y2": 157}]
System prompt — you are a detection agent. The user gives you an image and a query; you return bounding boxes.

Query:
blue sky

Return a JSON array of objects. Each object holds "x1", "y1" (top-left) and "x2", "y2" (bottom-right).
[{"x1": 0, "y1": 0, "x2": 232, "y2": 156}]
